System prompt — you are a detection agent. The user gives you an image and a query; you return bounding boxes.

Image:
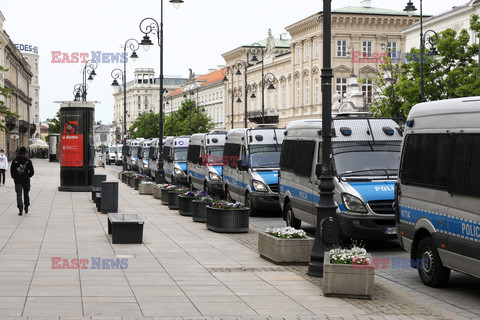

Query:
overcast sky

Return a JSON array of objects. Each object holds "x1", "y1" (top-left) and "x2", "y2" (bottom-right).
[{"x1": 2, "y1": 0, "x2": 458, "y2": 124}]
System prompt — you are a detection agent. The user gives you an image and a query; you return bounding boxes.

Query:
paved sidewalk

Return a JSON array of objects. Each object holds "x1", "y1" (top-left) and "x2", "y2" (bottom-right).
[{"x1": 0, "y1": 160, "x2": 465, "y2": 319}]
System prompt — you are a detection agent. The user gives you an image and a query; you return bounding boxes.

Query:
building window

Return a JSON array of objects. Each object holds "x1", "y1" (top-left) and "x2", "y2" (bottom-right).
[
  {"x1": 274, "y1": 90, "x2": 278, "y2": 111},
  {"x1": 35, "y1": 89, "x2": 38, "y2": 97},
  {"x1": 145, "y1": 104, "x2": 148, "y2": 110},
  {"x1": 296, "y1": 47, "x2": 300, "y2": 64},
  {"x1": 305, "y1": 45, "x2": 310, "y2": 62},
  {"x1": 282, "y1": 85, "x2": 286, "y2": 108},
  {"x1": 387, "y1": 41, "x2": 398, "y2": 58},
  {"x1": 305, "y1": 80, "x2": 309, "y2": 105},
  {"x1": 267, "y1": 90, "x2": 271, "y2": 110},
  {"x1": 362, "y1": 41, "x2": 372, "y2": 58},
  {"x1": 315, "y1": 79, "x2": 320, "y2": 104},
  {"x1": 337, "y1": 40, "x2": 347, "y2": 57},
  {"x1": 138, "y1": 96, "x2": 141, "y2": 101},
  {"x1": 296, "y1": 82, "x2": 301, "y2": 106},
  {"x1": 336, "y1": 78, "x2": 347, "y2": 97},
  {"x1": 35, "y1": 102, "x2": 38, "y2": 110},
  {"x1": 315, "y1": 42, "x2": 319, "y2": 59},
  {"x1": 138, "y1": 104, "x2": 141, "y2": 109},
  {"x1": 362, "y1": 79, "x2": 373, "y2": 104},
  {"x1": 145, "y1": 96, "x2": 148, "y2": 101}
]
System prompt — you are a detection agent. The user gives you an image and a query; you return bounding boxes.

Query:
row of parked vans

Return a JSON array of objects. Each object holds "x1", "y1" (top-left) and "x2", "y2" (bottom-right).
[{"x1": 106, "y1": 97, "x2": 480, "y2": 286}]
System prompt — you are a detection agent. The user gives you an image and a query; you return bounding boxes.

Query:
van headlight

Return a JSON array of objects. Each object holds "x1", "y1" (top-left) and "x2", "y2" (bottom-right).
[
  {"x1": 174, "y1": 168, "x2": 184, "y2": 175},
  {"x1": 209, "y1": 172, "x2": 221, "y2": 181},
  {"x1": 252, "y1": 180, "x2": 268, "y2": 192},
  {"x1": 131, "y1": 159, "x2": 136, "y2": 165},
  {"x1": 143, "y1": 163, "x2": 148, "y2": 168},
  {"x1": 341, "y1": 193, "x2": 367, "y2": 213}
]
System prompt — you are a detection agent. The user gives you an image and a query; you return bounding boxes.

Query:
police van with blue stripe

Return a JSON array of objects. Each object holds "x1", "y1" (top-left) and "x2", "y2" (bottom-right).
[
  {"x1": 138, "y1": 139, "x2": 152, "y2": 175},
  {"x1": 222, "y1": 126, "x2": 285, "y2": 215},
  {"x1": 396, "y1": 97, "x2": 480, "y2": 287},
  {"x1": 187, "y1": 132, "x2": 226, "y2": 196},
  {"x1": 279, "y1": 116, "x2": 402, "y2": 241},
  {"x1": 163, "y1": 136, "x2": 189, "y2": 185},
  {"x1": 125, "y1": 138, "x2": 144, "y2": 171}
]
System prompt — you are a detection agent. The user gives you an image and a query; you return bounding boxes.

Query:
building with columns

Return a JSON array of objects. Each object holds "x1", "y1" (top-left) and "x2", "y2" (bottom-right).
[
  {"x1": 112, "y1": 68, "x2": 187, "y2": 138},
  {"x1": 166, "y1": 67, "x2": 227, "y2": 131},
  {"x1": 0, "y1": 11, "x2": 34, "y2": 159},
  {"x1": 223, "y1": 0, "x2": 421, "y2": 128}
]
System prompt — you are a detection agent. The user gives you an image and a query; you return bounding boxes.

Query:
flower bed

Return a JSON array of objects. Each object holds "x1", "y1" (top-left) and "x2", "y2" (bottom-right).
[
  {"x1": 206, "y1": 202, "x2": 249, "y2": 233},
  {"x1": 323, "y1": 246, "x2": 374, "y2": 299},
  {"x1": 258, "y1": 227, "x2": 313, "y2": 264},
  {"x1": 178, "y1": 191, "x2": 204, "y2": 216}
]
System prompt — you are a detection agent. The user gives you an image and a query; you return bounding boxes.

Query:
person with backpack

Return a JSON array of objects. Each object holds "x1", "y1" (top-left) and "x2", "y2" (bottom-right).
[
  {"x1": 0, "y1": 149, "x2": 8, "y2": 186},
  {"x1": 10, "y1": 147, "x2": 34, "y2": 216}
]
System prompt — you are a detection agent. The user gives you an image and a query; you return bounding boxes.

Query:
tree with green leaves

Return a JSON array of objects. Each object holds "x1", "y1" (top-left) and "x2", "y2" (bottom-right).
[
  {"x1": 47, "y1": 111, "x2": 61, "y2": 134},
  {"x1": 367, "y1": 14, "x2": 480, "y2": 119},
  {"x1": 130, "y1": 99, "x2": 214, "y2": 138}
]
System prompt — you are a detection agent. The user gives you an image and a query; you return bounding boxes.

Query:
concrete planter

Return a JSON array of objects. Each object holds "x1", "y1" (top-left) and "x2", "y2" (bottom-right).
[
  {"x1": 153, "y1": 187, "x2": 162, "y2": 199},
  {"x1": 258, "y1": 232, "x2": 314, "y2": 264},
  {"x1": 139, "y1": 183, "x2": 154, "y2": 195},
  {"x1": 206, "y1": 207, "x2": 249, "y2": 233},
  {"x1": 192, "y1": 200, "x2": 213, "y2": 223},
  {"x1": 178, "y1": 195, "x2": 195, "y2": 216},
  {"x1": 323, "y1": 252, "x2": 375, "y2": 299}
]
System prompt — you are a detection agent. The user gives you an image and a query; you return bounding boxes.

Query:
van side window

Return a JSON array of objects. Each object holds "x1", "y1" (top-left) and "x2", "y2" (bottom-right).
[
  {"x1": 187, "y1": 145, "x2": 201, "y2": 164},
  {"x1": 163, "y1": 146, "x2": 171, "y2": 161},
  {"x1": 294, "y1": 140, "x2": 316, "y2": 177},
  {"x1": 450, "y1": 134, "x2": 480, "y2": 198},
  {"x1": 280, "y1": 140, "x2": 296, "y2": 171},
  {"x1": 223, "y1": 143, "x2": 240, "y2": 168},
  {"x1": 400, "y1": 134, "x2": 451, "y2": 189}
]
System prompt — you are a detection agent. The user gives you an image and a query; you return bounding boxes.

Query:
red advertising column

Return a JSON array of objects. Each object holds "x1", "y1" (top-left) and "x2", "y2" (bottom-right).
[{"x1": 58, "y1": 103, "x2": 95, "y2": 192}]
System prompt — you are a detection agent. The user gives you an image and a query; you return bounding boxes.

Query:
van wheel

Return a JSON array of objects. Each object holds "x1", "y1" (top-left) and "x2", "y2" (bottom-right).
[
  {"x1": 285, "y1": 202, "x2": 301, "y2": 229},
  {"x1": 417, "y1": 237, "x2": 450, "y2": 287},
  {"x1": 245, "y1": 193, "x2": 258, "y2": 217}
]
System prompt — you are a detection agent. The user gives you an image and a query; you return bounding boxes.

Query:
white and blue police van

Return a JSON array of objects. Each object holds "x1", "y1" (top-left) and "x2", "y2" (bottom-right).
[
  {"x1": 138, "y1": 139, "x2": 152, "y2": 175},
  {"x1": 125, "y1": 138, "x2": 144, "y2": 171},
  {"x1": 147, "y1": 138, "x2": 159, "y2": 179},
  {"x1": 186, "y1": 131, "x2": 226, "y2": 196},
  {"x1": 222, "y1": 126, "x2": 285, "y2": 215},
  {"x1": 396, "y1": 97, "x2": 480, "y2": 287},
  {"x1": 163, "y1": 136, "x2": 190, "y2": 185},
  {"x1": 114, "y1": 144, "x2": 123, "y2": 166},
  {"x1": 106, "y1": 145, "x2": 117, "y2": 165},
  {"x1": 279, "y1": 116, "x2": 402, "y2": 241}
]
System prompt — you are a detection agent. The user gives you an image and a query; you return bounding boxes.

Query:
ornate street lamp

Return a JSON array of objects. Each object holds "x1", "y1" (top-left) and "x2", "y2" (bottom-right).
[
  {"x1": 80, "y1": 60, "x2": 98, "y2": 102},
  {"x1": 404, "y1": 0, "x2": 439, "y2": 102},
  {"x1": 226, "y1": 60, "x2": 249, "y2": 128},
  {"x1": 308, "y1": 0, "x2": 339, "y2": 278},
  {"x1": 139, "y1": 0, "x2": 184, "y2": 184}
]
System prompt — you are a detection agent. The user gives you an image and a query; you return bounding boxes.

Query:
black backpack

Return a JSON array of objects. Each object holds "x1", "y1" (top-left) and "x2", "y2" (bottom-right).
[{"x1": 16, "y1": 162, "x2": 29, "y2": 179}]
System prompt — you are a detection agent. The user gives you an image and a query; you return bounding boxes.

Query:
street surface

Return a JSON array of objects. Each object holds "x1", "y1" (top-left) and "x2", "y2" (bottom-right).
[{"x1": 105, "y1": 160, "x2": 480, "y2": 320}]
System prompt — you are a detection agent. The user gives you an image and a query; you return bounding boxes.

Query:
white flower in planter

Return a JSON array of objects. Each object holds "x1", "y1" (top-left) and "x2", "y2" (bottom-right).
[
  {"x1": 265, "y1": 226, "x2": 307, "y2": 239},
  {"x1": 141, "y1": 181, "x2": 156, "y2": 185}
]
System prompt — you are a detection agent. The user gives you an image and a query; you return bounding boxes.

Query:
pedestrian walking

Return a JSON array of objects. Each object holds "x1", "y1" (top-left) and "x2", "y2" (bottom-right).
[
  {"x1": 10, "y1": 147, "x2": 34, "y2": 216},
  {"x1": 0, "y1": 149, "x2": 8, "y2": 186}
]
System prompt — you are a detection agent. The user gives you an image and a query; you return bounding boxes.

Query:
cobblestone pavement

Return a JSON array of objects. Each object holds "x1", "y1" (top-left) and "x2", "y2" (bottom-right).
[{"x1": 0, "y1": 161, "x2": 460, "y2": 320}]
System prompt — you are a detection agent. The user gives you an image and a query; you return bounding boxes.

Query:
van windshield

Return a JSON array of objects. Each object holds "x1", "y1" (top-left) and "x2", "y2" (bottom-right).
[
  {"x1": 333, "y1": 142, "x2": 400, "y2": 178},
  {"x1": 130, "y1": 146, "x2": 139, "y2": 156},
  {"x1": 109, "y1": 147, "x2": 116, "y2": 153},
  {"x1": 174, "y1": 147, "x2": 188, "y2": 161},
  {"x1": 142, "y1": 149, "x2": 149, "y2": 158},
  {"x1": 206, "y1": 146, "x2": 224, "y2": 164},
  {"x1": 118, "y1": 147, "x2": 123, "y2": 153},
  {"x1": 249, "y1": 144, "x2": 281, "y2": 168}
]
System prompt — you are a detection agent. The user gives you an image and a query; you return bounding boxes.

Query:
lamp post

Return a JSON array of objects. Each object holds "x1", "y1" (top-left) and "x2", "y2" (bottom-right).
[
  {"x1": 139, "y1": 0, "x2": 184, "y2": 184},
  {"x1": 73, "y1": 83, "x2": 86, "y2": 102},
  {"x1": 196, "y1": 102, "x2": 206, "y2": 133},
  {"x1": 404, "y1": 0, "x2": 439, "y2": 102},
  {"x1": 80, "y1": 60, "x2": 98, "y2": 102},
  {"x1": 224, "y1": 61, "x2": 249, "y2": 128},
  {"x1": 307, "y1": 0, "x2": 339, "y2": 278},
  {"x1": 249, "y1": 43, "x2": 266, "y2": 124},
  {"x1": 110, "y1": 38, "x2": 139, "y2": 171}
]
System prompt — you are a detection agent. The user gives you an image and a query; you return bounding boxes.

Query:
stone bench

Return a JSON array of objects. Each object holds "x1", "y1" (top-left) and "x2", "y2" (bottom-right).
[{"x1": 107, "y1": 213, "x2": 144, "y2": 244}]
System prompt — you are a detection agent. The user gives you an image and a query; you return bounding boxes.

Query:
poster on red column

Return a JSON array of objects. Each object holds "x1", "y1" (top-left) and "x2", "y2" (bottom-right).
[{"x1": 61, "y1": 110, "x2": 84, "y2": 167}]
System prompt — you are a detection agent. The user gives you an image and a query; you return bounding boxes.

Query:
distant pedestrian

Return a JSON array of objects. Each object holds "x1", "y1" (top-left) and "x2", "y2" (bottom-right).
[
  {"x1": 0, "y1": 149, "x2": 8, "y2": 186},
  {"x1": 10, "y1": 147, "x2": 34, "y2": 216}
]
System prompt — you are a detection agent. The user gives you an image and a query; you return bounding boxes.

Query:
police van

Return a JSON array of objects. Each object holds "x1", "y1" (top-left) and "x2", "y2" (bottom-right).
[
  {"x1": 396, "y1": 97, "x2": 480, "y2": 287},
  {"x1": 125, "y1": 138, "x2": 144, "y2": 171},
  {"x1": 147, "y1": 138, "x2": 160, "y2": 179},
  {"x1": 279, "y1": 117, "x2": 402, "y2": 241},
  {"x1": 163, "y1": 136, "x2": 190, "y2": 185},
  {"x1": 138, "y1": 139, "x2": 152, "y2": 175},
  {"x1": 106, "y1": 145, "x2": 117, "y2": 165},
  {"x1": 222, "y1": 126, "x2": 285, "y2": 215},
  {"x1": 186, "y1": 132, "x2": 226, "y2": 196},
  {"x1": 114, "y1": 144, "x2": 123, "y2": 166}
]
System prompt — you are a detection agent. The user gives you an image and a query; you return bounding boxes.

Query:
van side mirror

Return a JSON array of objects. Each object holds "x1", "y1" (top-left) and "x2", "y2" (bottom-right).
[
  {"x1": 238, "y1": 159, "x2": 248, "y2": 171},
  {"x1": 315, "y1": 163, "x2": 322, "y2": 178}
]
